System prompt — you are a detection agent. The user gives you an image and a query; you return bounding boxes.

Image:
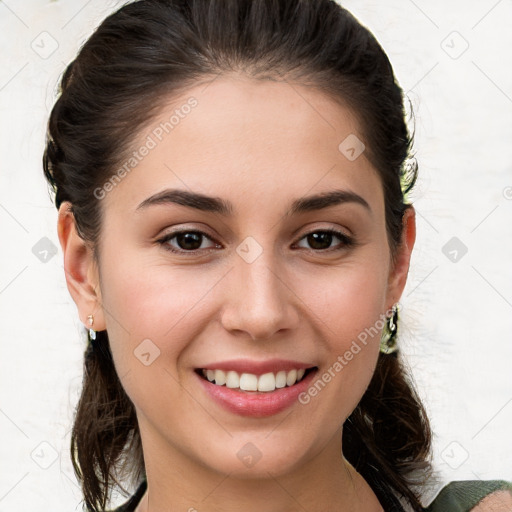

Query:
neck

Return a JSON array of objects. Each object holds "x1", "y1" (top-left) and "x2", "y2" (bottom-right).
[{"x1": 134, "y1": 425, "x2": 384, "y2": 512}]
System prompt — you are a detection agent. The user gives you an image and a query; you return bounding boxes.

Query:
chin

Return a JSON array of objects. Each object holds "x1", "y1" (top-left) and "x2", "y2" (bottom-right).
[{"x1": 193, "y1": 436, "x2": 311, "y2": 480}]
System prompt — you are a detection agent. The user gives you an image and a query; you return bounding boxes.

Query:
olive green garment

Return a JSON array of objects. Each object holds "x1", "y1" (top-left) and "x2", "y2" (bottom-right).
[{"x1": 423, "y1": 480, "x2": 512, "y2": 512}]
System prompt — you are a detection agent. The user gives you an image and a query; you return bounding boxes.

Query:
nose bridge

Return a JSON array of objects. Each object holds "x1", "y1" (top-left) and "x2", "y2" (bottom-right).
[{"x1": 221, "y1": 237, "x2": 296, "y2": 340}]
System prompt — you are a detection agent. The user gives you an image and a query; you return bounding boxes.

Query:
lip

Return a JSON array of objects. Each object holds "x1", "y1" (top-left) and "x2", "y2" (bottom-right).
[
  {"x1": 197, "y1": 358, "x2": 316, "y2": 376},
  {"x1": 195, "y1": 365, "x2": 319, "y2": 418}
]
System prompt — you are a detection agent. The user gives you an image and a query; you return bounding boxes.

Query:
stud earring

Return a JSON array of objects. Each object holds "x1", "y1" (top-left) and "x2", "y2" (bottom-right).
[
  {"x1": 379, "y1": 303, "x2": 399, "y2": 354},
  {"x1": 87, "y1": 314, "x2": 96, "y2": 342}
]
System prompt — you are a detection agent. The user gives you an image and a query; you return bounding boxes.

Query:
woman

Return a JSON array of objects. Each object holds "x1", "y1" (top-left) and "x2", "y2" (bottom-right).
[{"x1": 43, "y1": 0, "x2": 512, "y2": 511}]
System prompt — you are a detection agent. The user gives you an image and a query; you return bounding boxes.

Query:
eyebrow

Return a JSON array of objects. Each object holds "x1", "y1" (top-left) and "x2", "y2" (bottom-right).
[{"x1": 136, "y1": 188, "x2": 371, "y2": 216}]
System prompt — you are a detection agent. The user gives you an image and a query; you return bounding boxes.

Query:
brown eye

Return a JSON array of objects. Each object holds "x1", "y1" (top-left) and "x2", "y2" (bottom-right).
[
  {"x1": 158, "y1": 230, "x2": 219, "y2": 254},
  {"x1": 157, "y1": 228, "x2": 354, "y2": 256},
  {"x1": 295, "y1": 229, "x2": 353, "y2": 252}
]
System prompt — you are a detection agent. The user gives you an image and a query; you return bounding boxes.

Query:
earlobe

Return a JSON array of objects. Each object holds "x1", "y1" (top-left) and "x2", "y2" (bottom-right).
[
  {"x1": 57, "y1": 202, "x2": 106, "y2": 331},
  {"x1": 386, "y1": 205, "x2": 416, "y2": 307}
]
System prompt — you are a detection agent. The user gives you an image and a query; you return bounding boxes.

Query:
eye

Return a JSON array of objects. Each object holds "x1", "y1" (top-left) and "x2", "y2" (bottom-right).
[
  {"x1": 157, "y1": 228, "x2": 354, "y2": 255},
  {"x1": 294, "y1": 229, "x2": 354, "y2": 252},
  {"x1": 157, "y1": 230, "x2": 219, "y2": 254}
]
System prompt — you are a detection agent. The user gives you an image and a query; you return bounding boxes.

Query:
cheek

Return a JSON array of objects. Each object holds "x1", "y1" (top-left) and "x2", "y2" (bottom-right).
[
  {"x1": 97, "y1": 242, "x2": 222, "y2": 369},
  {"x1": 98, "y1": 254, "x2": 217, "y2": 426},
  {"x1": 294, "y1": 253, "x2": 389, "y2": 415},
  {"x1": 297, "y1": 251, "x2": 389, "y2": 344},
  {"x1": 99, "y1": 229, "x2": 389, "y2": 405},
  {"x1": 100, "y1": 234, "x2": 390, "y2": 352}
]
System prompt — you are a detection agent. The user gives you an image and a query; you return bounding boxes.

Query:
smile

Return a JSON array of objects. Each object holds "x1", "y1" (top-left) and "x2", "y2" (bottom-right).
[
  {"x1": 193, "y1": 358, "x2": 319, "y2": 417},
  {"x1": 197, "y1": 367, "x2": 316, "y2": 392}
]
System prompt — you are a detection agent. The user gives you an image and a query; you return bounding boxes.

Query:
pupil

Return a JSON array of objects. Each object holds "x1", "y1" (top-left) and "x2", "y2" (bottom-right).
[
  {"x1": 308, "y1": 232, "x2": 332, "y2": 250},
  {"x1": 176, "y1": 232, "x2": 334, "y2": 251},
  {"x1": 178, "y1": 232, "x2": 201, "y2": 250}
]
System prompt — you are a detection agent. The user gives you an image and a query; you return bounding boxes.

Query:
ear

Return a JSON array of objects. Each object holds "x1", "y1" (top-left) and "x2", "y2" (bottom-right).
[
  {"x1": 57, "y1": 202, "x2": 106, "y2": 331},
  {"x1": 385, "y1": 205, "x2": 416, "y2": 308}
]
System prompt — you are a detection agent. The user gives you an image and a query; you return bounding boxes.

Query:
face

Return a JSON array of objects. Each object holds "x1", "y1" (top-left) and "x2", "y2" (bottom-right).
[{"x1": 59, "y1": 74, "x2": 414, "y2": 480}]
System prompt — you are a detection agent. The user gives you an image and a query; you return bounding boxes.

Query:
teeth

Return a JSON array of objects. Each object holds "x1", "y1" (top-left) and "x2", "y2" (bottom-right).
[
  {"x1": 240, "y1": 372, "x2": 258, "y2": 391},
  {"x1": 275, "y1": 370, "x2": 287, "y2": 388},
  {"x1": 258, "y1": 372, "x2": 276, "y2": 392},
  {"x1": 286, "y1": 369, "x2": 297, "y2": 386},
  {"x1": 225, "y1": 370, "x2": 239, "y2": 388},
  {"x1": 201, "y1": 367, "x2": 309, "y2": 392},
  {"x1": 214, "y1": 369, "x2": 226, "y2": 385}
]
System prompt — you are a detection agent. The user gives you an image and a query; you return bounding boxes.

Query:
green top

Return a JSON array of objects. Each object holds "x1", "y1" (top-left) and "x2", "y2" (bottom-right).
[
  {"x1": 423, "y1": 479, "x2": 512, "y2": 512},
  {"x1": 107, "y1": 478, "x2": 512, "y2": 511}
]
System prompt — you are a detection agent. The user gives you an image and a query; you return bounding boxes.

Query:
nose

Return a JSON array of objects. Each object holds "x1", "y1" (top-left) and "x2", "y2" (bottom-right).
[{"x1": 220, "y1": 248, "x2": 299, "y2": 341}]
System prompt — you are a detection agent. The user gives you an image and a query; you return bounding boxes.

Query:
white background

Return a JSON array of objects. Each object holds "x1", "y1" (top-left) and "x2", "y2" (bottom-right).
[{"x1": 0, "y1": 0, "x2": 511, "y2": 510}]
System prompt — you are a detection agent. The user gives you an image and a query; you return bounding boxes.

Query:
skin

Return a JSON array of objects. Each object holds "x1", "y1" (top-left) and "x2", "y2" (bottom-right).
[
  {"x1": 58, "y1": 74, "x2": 417, "y2": 512},
  {"x1": 472, "y1": 490, "x2": 512, "y2": 511}
]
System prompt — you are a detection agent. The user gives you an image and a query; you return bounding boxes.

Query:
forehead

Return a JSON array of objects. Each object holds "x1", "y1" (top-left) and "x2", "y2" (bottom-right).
[{"x1": 101, "y1": 75, "x2": 384, "y2": 216}]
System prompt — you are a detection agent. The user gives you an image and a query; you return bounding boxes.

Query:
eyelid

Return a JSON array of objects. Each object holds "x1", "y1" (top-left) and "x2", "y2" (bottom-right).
[
  {"x1": 157, "y1": 228, "x2": 220, "y2": 253},
  {"x1": 293, "y1": 227, "x2": 354, "y2": 252},
  {"x1": 156, "y1": 225, "x2": 354, "y2": 255}
]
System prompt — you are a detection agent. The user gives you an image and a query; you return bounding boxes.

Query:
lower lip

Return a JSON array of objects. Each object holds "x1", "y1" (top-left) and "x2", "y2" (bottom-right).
[{"x1": 195, "y1": 368, "x2": 318, "y2": 417}]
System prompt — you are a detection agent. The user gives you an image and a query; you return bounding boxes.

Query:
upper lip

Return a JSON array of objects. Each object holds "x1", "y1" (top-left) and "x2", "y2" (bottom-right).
[{"x1": 197, "y1": 358, "x2": 317, "y2": 376}]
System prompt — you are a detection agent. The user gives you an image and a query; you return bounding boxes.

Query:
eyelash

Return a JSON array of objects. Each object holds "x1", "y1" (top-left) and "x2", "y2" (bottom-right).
[{"x1": 156, "y1": 228, "x2": 354, "y2": 255}]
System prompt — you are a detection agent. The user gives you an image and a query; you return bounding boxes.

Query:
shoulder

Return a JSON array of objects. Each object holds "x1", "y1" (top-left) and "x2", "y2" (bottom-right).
[
  {"x1": 424, "y1": 480, "x2": 512, "y2": 512},
  {"x1": 470, "y1": 488, "x2": 512, "y2": 511}
]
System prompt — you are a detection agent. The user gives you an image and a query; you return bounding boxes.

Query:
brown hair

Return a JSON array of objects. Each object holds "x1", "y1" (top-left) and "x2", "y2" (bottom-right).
[{"x1": 43, "y1": 1, "x2": 432, "y2": 510}]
